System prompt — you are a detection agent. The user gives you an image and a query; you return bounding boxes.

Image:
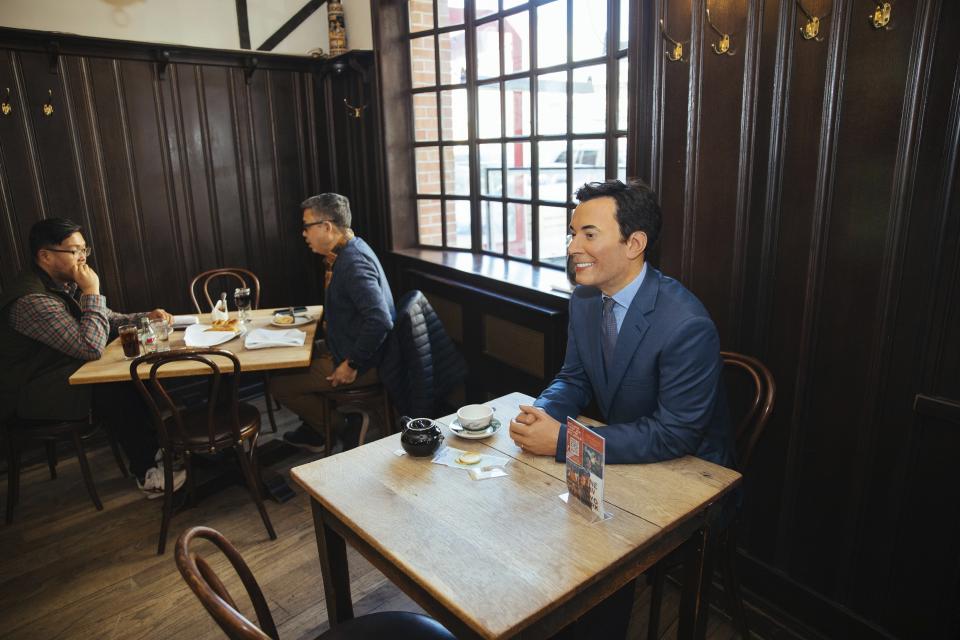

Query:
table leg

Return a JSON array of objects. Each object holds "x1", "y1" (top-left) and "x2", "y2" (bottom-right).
[
  {"x1": 677, "y1": 505, "x2": 719, "y2": 640},
  {"x1": 311, "y1": 498, "x2": 354, "y2": 626}
]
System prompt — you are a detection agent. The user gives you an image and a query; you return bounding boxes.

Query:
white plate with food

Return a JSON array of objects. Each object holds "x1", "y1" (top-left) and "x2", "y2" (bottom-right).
[
  {"x1": 271, "y1": 314, "x2": 313, "y2": 327},
  {"x1": 184, "y1": 320, "x2": 246, "y2": 347}
]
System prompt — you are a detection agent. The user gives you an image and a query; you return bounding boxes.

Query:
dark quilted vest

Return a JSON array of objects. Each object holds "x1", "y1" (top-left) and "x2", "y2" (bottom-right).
[{"x1": 0, "y1": 268, "x2": 88, "y2": 421}]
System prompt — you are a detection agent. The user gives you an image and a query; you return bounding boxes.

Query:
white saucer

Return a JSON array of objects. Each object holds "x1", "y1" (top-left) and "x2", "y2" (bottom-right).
[
  {"x1": 271, "y1": 315, "x2": 313, "y2": 327},
  {"x1": 448, "y1": 417, "x2": 501, "y2": 439}
]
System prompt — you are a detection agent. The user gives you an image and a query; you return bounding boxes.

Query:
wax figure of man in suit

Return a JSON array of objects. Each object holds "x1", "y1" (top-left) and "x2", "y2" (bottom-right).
[
  {"x1": 509, "y1": 179, "x2": 733, "y2": 639},
  {"x1": 510, "y1": 179, "x2": 733, "y2": 468},
  {"x1": 271, "y1": 193, "x2": 396, "y2": 452},
  {"x1": 0, "y1": 218, "x2": 185, "y2": 498}
]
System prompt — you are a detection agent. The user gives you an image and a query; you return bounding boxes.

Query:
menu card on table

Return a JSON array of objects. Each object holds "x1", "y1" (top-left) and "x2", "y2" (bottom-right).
[{"x1": 564, "y1": 417, "x2": 608, "y2": 522}]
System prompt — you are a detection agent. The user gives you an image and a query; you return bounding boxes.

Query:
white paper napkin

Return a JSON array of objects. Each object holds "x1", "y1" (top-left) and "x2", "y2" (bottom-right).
[
  {"x1": 431, "y1": 446, "x2": 510, "y2": 472},
  {"x1": 244, "y1": 328, "x2": 306, "y2": 350},
  {"x1": 171, "y1": 315, "x2": 199, "y2": 329}
]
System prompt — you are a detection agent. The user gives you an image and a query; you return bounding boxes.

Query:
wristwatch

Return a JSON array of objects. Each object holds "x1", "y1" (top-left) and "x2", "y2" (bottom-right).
[{"x1": 347, "y1": 359, "x2": 360, "y2": 371}]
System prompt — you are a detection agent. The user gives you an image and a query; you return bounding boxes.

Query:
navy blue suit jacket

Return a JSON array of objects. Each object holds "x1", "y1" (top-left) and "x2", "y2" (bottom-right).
[
  {"x1": 324, "y1": 237, "x2": 395, "y2": 374},
  {"x1": 536, "y1": 268, "x2": 734, "y2": 467}
]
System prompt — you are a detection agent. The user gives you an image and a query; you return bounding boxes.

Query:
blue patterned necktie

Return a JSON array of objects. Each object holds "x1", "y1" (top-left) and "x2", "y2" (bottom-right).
[{"x1": 602, "y1": 296, "x2": 618, "y2": 376}]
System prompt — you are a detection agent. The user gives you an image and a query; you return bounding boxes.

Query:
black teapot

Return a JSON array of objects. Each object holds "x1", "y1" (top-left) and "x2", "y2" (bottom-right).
[{"x1": 400, "y1": 416, "x2": 444, "y2": 457}]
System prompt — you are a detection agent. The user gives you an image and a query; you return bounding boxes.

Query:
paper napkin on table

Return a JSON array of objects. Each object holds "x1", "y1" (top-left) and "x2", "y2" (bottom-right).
[
  {"x1": 171, "y1": 315, "x2": 199, "y2": 329},
  {"x1": 211, "y1": 300, "x2": 229, "y2": 323},
  {"x1": 244, "y1": 328, "x2": 306, "y2": 350},
  {"x1": 431, "y1": 446, "x2": 509, "y2": 472}
]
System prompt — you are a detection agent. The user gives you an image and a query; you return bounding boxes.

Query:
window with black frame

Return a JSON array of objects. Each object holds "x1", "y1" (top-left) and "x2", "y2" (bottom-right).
[{"x1": 408, "y1": 0, "x2": 629, "y2": 268}]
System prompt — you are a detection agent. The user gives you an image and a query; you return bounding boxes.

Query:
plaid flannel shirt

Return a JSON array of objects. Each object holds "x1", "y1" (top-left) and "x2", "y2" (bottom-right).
[{"x1": 10, "y1": 282, "x2": 143, "y2": 361}]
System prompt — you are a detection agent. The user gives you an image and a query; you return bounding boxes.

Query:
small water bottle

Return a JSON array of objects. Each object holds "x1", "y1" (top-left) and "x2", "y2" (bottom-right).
[{"x1": 139, "y1": 316, "x2": 157, "y2": 354}]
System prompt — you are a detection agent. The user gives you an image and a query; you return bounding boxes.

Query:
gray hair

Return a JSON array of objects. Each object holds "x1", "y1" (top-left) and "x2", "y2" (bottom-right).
[{"x1": 301, "y1": 193, "x2": 352, "y2": 229}]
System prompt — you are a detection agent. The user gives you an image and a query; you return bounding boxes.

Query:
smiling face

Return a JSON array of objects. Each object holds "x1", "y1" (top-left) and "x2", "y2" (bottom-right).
[{"x1": 567, "y1": 196, "x2": 647, "y2": 296}]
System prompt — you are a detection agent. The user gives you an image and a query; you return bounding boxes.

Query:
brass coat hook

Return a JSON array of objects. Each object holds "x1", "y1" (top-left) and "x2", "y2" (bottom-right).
[
  {"x1": 42, "y1": 89, "x2": 54, "y2": 117},
  {"x1": 705, "y1": 5, "x2": 736, "y2": 56},
  {"x1": 796, "y1": 0, "x2": 830, "y2": 42},
  {"x1": 659, "y1": 18, "x2": 688, "y2": 62},
  {"x1": 868, "y1": 1, "x2": 892, "y2": 30},
  {"x1": 1, "y1": 87, "x2": 11, "y2": 116},
  {"x1": 343, "y1": 98, "x2": 366, "y2": 119}
]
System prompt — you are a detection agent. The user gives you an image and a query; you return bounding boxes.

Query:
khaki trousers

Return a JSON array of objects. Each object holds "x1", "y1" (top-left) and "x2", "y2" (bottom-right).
[{"x1": 268, "y1": 347, "x2": 379, "y2": 434}]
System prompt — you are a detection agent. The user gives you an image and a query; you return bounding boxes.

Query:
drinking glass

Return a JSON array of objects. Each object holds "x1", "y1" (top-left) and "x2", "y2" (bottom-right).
[
  {"x1": 119, "y1": 324, "x2": 140, "y2": 359},
  {"x1": 150, "y1": 319, "x2": 172, "y2": 352},
  {"x1": 234, "y1": 287, "x2": 252, "y2": 324}
]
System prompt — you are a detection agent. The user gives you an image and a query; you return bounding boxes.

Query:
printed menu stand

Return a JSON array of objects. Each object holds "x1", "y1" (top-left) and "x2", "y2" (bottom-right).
[{"x1": 561, "y1": 417, "x2": 610, "y2": 523}]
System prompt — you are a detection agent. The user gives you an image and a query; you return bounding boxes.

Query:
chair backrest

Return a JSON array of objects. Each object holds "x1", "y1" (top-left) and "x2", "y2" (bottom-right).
[
  {"x1": 720, "y1": 351, "x2": 775, "y2": 471},
  {"x1": 130, "y1": 348, "x2": 243, "y2": 452},
  {"x1": 190, "y1": 268, "x2": 262, "y2": 314},
  {"x1": 175, "y1": 526, "x2": 278, "y2": 640},
  {"x1": 380, "y1": 290, "x2": 467, "y2": 419}
]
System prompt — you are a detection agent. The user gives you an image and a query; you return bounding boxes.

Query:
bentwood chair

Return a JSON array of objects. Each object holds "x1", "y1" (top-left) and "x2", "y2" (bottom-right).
[
  {"x1": 189, "y1": 268, "x2": 280, "y2": 434},
  {"x1": 4, "y1": 414, "x2": 128, "y2": 524},
  {"x1": 647, "y1": 351, "x2": 776, "y2": 640},
  {"x1": 175, "y1": 526, "x2": 456, "y2": 639},
  {"x1": 131, "y1": 349, "x2": 277, "y2": 555}
]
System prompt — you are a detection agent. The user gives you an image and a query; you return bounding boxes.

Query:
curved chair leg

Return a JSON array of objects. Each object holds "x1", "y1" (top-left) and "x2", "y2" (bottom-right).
[
  {"x1": 183, "y1": 451, "x2": 197, "y2": 508},
  {"x1": 72, "y1": 429, "x2": 103, "y2": 511},
  {"x1": 6, "y1": 432, "x2": 21, "y2": 524},
  {"x1": 647, "y1": 563, "x2": 665, "y2": 640},
  {"x1": 235, "y1": 443, "x2": 276, "y2": 540},
  {"x1": 157, "y1": 459, "x2": 175, "y2": 555},
  {"x1": 44, "y1": 440, "x2": 58, "y2": 479}
]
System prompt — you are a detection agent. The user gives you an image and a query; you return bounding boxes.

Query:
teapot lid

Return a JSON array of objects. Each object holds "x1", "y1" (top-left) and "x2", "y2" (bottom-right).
[{"x1": 405, "y1": 418, "x2": 438, "y2": 431}]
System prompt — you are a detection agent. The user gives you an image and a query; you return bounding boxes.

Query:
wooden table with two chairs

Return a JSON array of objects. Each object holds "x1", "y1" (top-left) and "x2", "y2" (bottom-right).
[{"x1": 292, "y1": 391, "x2": 741, "y2": 640}]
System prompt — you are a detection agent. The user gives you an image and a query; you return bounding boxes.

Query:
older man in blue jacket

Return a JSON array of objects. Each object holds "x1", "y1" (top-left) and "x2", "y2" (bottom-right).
[{"x1": 270, "y1": 193, "x2": 395, "y2": 452}]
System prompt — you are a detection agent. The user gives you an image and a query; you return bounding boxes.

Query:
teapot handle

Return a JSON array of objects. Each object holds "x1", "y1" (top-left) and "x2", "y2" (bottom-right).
[{"x1": 399, "y1": 415, "x2": 412, "y2": 430}]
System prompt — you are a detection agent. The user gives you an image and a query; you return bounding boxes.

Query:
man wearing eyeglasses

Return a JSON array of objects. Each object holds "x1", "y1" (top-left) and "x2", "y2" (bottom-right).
[
  {"x1": 0, "y1": 218, "x2": 183, "y2": 499},
  {"x1": 270, "y1": 193, "x2": 395, "y2": 452}
]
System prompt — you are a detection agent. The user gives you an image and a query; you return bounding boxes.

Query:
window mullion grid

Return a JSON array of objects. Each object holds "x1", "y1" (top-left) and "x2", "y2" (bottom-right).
[
  {"x1": 565, "y1": 0, "x2": 574, "y2": 234},
  {"x1": 529, "y1": 1, "x2": 540, "y2": 265},
  {"x1": 605, "y1": 0, "x2": 618, "y2": 179},
  {"x1": 432, "y1": 0, "x2": 448, "y2": 248},
  {"x1": 499, "y1": 13, "x2": 508, "y2": 258},
  {"x1": 466, "y1": 0, "x2": 481, "y2": 252}
]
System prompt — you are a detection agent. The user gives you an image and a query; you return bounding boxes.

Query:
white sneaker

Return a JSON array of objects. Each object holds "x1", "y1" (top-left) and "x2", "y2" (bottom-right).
[
  {"x1": 154, "y1": 448, "x2": 184, "y2": 470},
  {"x1": 137, "y1": 466, "x2": 187, "y2": 500}
]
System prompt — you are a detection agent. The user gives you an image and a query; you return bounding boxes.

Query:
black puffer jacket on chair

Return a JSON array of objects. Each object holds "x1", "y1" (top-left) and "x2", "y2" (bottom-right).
[{"x1": 379, "y1": 290, "x2": 467, "y2": 420}]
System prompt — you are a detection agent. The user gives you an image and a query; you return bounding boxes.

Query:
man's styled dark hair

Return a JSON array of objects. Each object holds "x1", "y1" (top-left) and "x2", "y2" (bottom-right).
[
  {"x1": 301, "y1": 193, "x2": 352, "y2": 230},
  {"x1": 29, "y1": 218, "x2": 84, "y2": 258},
  {"x1": 574, "y1": 179, "x2": 662, "y2": 247}
]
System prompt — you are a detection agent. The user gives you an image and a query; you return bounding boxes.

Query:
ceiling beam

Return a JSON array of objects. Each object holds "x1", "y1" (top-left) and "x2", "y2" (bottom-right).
[{"x1": 258, "y1": 0, "x2": 327, "y2": 52}]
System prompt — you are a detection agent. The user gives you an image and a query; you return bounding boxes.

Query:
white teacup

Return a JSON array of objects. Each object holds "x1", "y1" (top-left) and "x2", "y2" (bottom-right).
[{"x1": 456, "y1": 404, "x2": 495, "y2": 431}]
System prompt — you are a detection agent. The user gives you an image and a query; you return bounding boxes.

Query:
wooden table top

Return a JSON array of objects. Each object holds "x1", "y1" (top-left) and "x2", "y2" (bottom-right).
[
  {"x1": 291, "y1": 392, "x2": 741, "y2": 639},
  {"x1": 68, "y1": 306, "x2": 322, "y2": 385}
]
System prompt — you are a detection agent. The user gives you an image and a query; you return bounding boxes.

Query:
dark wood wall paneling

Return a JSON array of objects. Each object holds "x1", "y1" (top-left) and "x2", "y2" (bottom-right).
[
  {"x1": 642, "y1": 1, "x2": 960, "y2": 638},
  {"x1": 0, "y1": 30, "x2": 382, "y2": 316}
]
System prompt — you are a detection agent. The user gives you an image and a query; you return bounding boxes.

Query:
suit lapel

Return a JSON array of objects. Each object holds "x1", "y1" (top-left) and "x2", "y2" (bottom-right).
[
  {"x1": 601, "y1": 269, "x2": 659, "y2": 409},
  {"x1": 583, "y1": 292, "x2": 606, "y2": 392}
]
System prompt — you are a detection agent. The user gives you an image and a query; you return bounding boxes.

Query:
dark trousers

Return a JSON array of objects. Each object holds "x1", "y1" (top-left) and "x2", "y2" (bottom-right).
[{"x1": 92, "y1": 382, "x2": 158, "y2": 479}]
